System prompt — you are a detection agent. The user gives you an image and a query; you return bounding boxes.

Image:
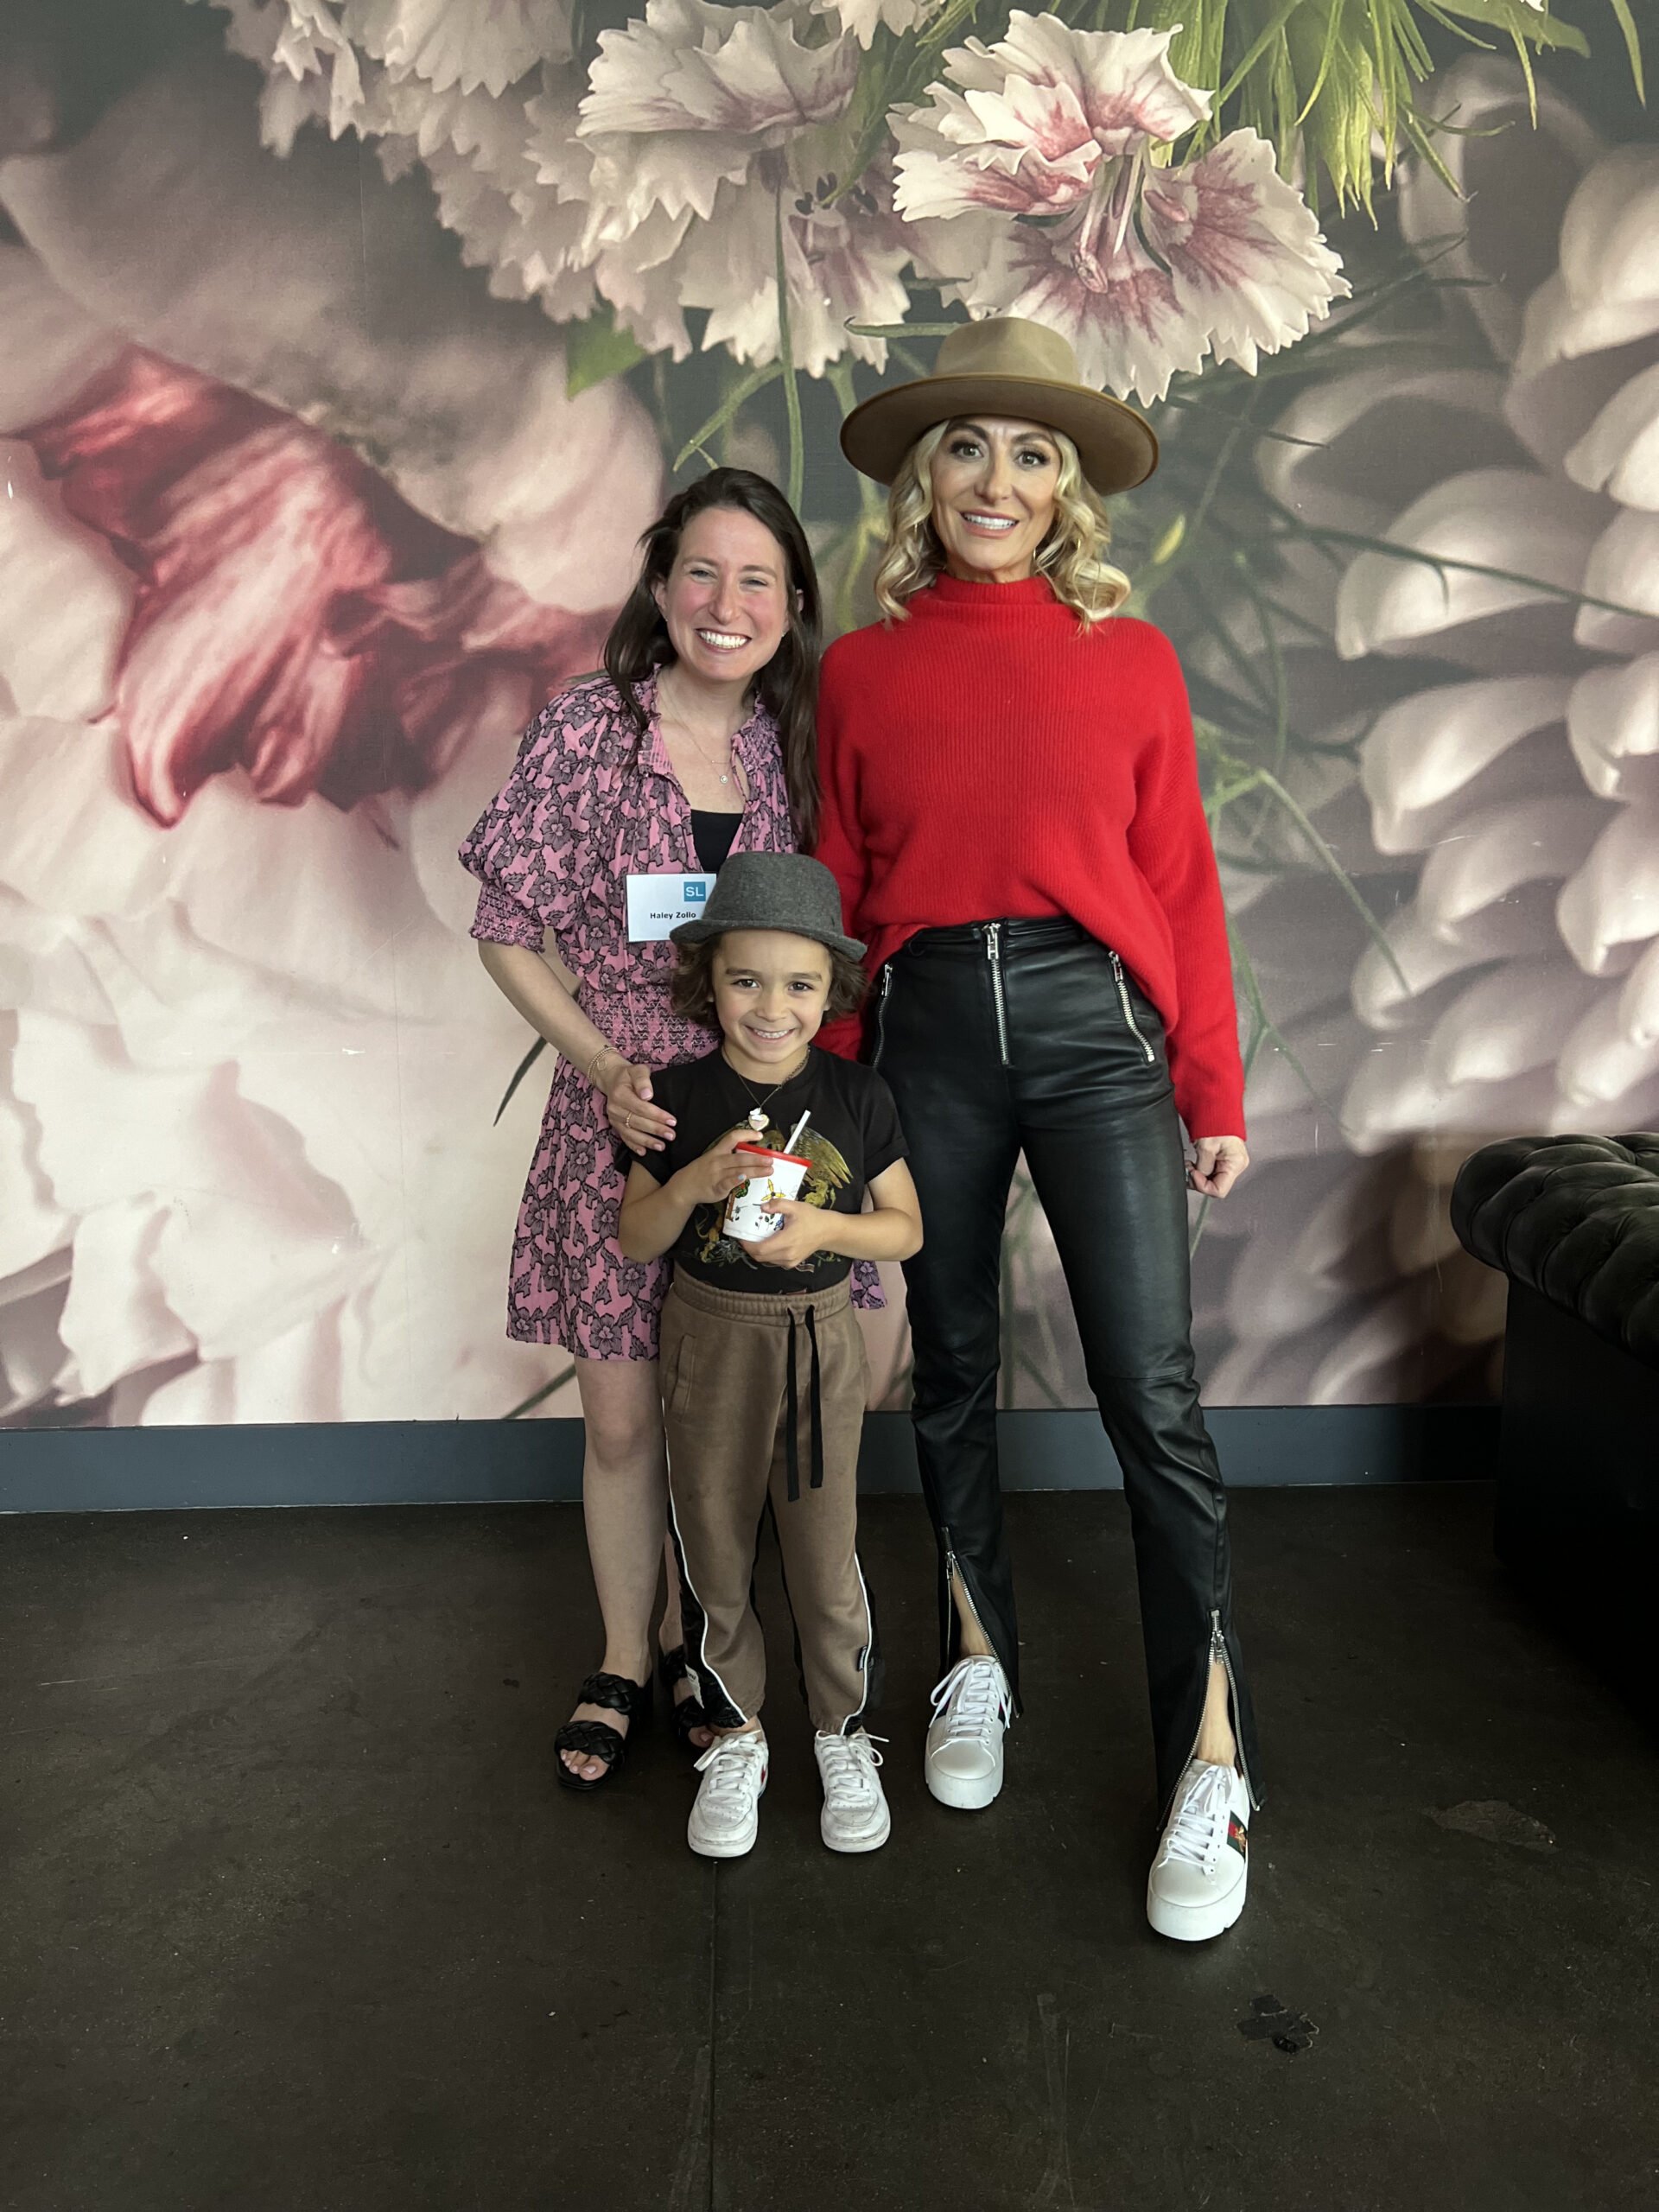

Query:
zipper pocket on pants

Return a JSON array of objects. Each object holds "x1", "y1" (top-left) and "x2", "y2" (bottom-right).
[
  {"x1": 872, "y1": 962, "x2": 893, "y2": 1067},
  {"x1": 1109, "y1": 950, "x2": 1155, "y2": 1064},
  {"x1": 984, "y1": 924, "x2": 1010, "y2": 1067}
]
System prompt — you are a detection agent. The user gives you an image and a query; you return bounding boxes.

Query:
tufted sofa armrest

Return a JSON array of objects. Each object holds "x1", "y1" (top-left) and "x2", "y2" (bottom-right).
[{"x1": 1452, "y1": 1134, "x2": 1659, "y2": 1370}]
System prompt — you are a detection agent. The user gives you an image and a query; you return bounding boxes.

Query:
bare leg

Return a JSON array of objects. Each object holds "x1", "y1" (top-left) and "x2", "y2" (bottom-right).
[
  {"x1": 1193, "y1": 1660, "x2": 1238, "y2": 1769},
  {"x1": 950, "y1": 1563, "x2": 995, "y2": 1661},
  {"x1": 560, "y1": 1357, "x2": 666, "y2": 1782}
]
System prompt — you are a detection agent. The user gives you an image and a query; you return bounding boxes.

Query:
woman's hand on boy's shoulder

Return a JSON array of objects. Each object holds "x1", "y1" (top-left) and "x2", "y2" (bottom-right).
[
  {"x1": 603, "y1": 1057, "x2": 676, "y2": 1155},
  {"x1": 672, "y1": 1126, "x2": 756, "y2": 1208}
]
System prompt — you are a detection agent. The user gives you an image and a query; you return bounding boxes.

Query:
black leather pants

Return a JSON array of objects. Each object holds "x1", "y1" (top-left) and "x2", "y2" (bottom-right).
[{"x1": 872, "y1": 919, "x2": 1261, "y2": 1817}]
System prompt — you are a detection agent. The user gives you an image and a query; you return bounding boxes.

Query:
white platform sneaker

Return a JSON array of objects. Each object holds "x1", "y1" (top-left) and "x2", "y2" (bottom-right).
[
  {"x1": 925, "y1": 1656, "x2": 1013, "y2": 1810},
  {"x1": 814, "y1": 1730, "x2": 891, "y2": 1853},
  {"x1": 687, "y1": 1730, "x2": 768, "y2": 1859},
  {"x1": 1146, "y1": 1758, "x2": 1251, "y2": 1942}
]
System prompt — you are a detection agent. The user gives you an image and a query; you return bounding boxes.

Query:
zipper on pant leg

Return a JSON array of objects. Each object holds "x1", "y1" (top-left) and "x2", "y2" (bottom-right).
[
  {"x1": 1109, "y1": 949, "x2": 1156, "y2": 1065},
  {"x1": 1210, "y1": 1608, "x2": 1257, "y2": 1808},
  {"x1": 942, "y1": 1529, "x2": 966, "y2": 1656},
  {"x1": 943, "y1": 1529, "x2": 998, "y2": 1676},
  {"x1": 936, "y1": 1527, "x2": 959, "y2": 1676},
  {"x1": 984, "y1": 923, "x2": 1010, "y2": 1067}
]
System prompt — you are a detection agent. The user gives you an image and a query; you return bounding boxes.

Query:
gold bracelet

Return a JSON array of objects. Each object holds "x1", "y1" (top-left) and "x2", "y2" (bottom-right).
[{"x1": 587, "y1": 1045, "x2": 620, "y2": 1088}]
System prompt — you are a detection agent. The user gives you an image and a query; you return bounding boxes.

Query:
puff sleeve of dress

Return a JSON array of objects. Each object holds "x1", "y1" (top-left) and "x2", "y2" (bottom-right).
[{"x1": 459, "y1": 695, "x2": 584, "y2": 951}]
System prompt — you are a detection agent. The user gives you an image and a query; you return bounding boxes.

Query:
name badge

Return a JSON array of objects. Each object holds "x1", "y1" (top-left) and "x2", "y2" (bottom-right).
[{"x1": 626, "y1": 872, "x2": 715, "y2": 942}]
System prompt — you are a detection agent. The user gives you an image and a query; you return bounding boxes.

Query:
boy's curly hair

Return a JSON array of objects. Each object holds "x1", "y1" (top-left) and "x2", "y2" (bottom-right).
[{"x1": 671, "y1": 936, "x2": 868, "y2": 1032}]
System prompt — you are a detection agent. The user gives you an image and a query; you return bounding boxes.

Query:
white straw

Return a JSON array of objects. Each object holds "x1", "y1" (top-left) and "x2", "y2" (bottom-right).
[{"x1": 784, "y1": 1110, "x2": 810, "y2": 1156}]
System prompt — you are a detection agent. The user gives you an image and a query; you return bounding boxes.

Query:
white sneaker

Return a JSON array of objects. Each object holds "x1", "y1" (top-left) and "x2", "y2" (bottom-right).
[
  {"x1": 687, "y1": 1730, "x2": 768, "y2": 1859},
  {"x1": 925, "y1": 1656, "x2": 1013, "y2": 1810},
  {"x1": 1147, "y1": 1758, "x2": 1251, "y2": 1942},
  {"x1": 814, "y1": 1731, "x2": 891, "y2": 1853}
]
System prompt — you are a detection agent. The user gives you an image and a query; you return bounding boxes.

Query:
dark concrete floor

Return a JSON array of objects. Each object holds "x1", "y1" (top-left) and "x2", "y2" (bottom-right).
[{"x1": 3, "y1": 1484, "x2": 1656, "y2": 2212}]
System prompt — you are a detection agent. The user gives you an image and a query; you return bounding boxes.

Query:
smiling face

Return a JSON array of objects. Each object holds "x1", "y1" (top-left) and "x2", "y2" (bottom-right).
[
  {"x1": 652, "y1": 505, "x2": 793, "y2": 694},
  {"x1": 928, "y1": 416, "x2": 1063, "y2": 584},
  {"x1": 711, "y1": 929, "x2": 833, "y2": 1078}
]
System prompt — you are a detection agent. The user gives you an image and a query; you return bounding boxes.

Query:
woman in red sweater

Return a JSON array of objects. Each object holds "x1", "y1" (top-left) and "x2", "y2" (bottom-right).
[{"x1": 818, "y1": 319, "x2": 1261, "y2": 1942}]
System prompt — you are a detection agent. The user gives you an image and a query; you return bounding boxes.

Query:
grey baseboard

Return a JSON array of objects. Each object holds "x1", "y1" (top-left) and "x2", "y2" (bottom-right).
[{"x1": 0, "y1": 1406, "x2": 1496, "y2": 1513}]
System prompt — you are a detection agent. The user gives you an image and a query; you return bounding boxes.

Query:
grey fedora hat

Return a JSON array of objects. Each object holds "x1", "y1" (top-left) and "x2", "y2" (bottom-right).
[{"x1": 670, "y1": 852, "x2": 865, "y2": 961}]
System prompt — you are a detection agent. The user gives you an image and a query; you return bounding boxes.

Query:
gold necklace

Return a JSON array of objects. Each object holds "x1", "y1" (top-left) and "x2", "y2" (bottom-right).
[{"x1": 657, "y1": 670, "x2": 739, "y2": 789}]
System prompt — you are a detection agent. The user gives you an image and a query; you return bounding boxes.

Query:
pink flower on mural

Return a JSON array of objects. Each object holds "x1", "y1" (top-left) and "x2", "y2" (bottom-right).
[
  {"x1": 892, "y1": 17, "x2": 1210, "y2": 219},
  {"x1": 894, "y1": 15, "x2": 1346, "y2": 402},
  {"x1": 0, "y1": 207, "x2": 659, "y2": 1427},
  {"x1": 22, "y1": 351, "x2": 609, "y2": 827}
]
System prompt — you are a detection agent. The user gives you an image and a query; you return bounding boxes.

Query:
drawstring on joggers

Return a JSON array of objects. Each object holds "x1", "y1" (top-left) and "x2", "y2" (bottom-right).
[{"x1": 784, "y1": 1305, "x2": 824, "y2": 1503}]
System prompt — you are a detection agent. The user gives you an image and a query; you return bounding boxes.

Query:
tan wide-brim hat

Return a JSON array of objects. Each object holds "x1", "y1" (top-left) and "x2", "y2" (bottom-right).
[{"x1": 840, "y1": 317, "x2": 1158, "y2": 497}]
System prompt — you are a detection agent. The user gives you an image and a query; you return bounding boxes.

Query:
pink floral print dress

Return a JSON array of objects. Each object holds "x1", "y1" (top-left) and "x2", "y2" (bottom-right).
[{"x1": 461, "y1": 671, "x2": 880, "y2": 1359}]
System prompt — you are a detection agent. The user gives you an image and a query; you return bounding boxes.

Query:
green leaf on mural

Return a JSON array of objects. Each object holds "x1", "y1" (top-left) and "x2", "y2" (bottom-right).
[
  {"x1": 844, "y1": 321, "x2": 961, "y2": 340},
  {"x1": 504, "y1": 1366, "x2": 577, "y2": 1421},
  {"x1": 566, "y1": 307, "x2": 646, "y2": 399},
  {"x1": 672, "y1": 365, "x2": 784, "y2": 473},
  {"x1": 495, "y1": 1039, "x2": 546, "y2": 1126},
  {"x1": 774, "y1": 186, "x2": 804, "y2": 513},
  {"x1": 1604, "y1": 0, "x2": 1646, "y2": 99}
]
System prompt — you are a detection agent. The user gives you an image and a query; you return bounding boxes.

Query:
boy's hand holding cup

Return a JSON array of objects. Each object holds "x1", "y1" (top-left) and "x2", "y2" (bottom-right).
[
  {"x1": 724, "y1": 1138, "x2": 811, "y2": 1243},
  {"x1": 732, "y1": 1196, "x2": 822, "y2": 1272},
  {"x1": 674, "y1": 1127, "x2": 759, "y2": 1210}
]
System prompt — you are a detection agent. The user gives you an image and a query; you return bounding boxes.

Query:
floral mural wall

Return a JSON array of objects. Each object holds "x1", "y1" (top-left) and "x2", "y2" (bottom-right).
[{"x1": 0, "y1": 0, "x2": 1649, "y2": 1431}]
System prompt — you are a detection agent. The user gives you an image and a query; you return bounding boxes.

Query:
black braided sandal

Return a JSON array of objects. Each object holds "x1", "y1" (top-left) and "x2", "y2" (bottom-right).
[
  {"x1": 658, "y1": 1644, "x2": 710, "y2": 1756},
  {"x1": 553, "y1": 1670, "x2": 652, "y2": 1793}
]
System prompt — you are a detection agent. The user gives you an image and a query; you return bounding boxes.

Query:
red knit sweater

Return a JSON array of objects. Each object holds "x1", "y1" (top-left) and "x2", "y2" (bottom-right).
[{"x1": 814, "y1": 573, "x2": 1245, "y2": 1139}]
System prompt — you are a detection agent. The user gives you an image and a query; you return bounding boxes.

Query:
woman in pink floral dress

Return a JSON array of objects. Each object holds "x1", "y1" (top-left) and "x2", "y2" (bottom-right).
[{"x1": 461, "y1": 467, "x2": 840, "y2": 1787}]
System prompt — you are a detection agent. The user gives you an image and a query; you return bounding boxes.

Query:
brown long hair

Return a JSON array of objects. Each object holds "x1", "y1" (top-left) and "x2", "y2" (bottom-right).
[{"x1": 603, "y1": 468, "x2": 823, "y2": 849}]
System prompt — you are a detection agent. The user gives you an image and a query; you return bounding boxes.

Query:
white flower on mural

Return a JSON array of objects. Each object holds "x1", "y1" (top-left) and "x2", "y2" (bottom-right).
[
  {"x1": 203, "y1": 0, "x2": 911, "y2": 373},
  {"x1": 1337, "y1": 135, "x2": 1659, "y2": 1141},
  {"x1": 893, "y1": 16, "x2": 1347, "y2": 402},
  {"x1": 206, "y1": 0, "x2": 1345, "y2": 394},
  {"x1": 673, "y1": 167, "x2": 914, "y2": 376},
  {"x1": 1197, "y1": 60, "x2": 1659, "y2": 1404},
  {"x1": 569, "y1": 0, "x2": 913, "y2": 373},
  {"x1": 214, "y1": 0, "x2": 570, "y2": 108},
  {"x1": 579, "y1": 0, "x2": 860, "y2": 229},
  {"x1": 339, "y1": 0, "x2": 573, "y2": 94},
  {"x1": 810, "y1": 0, "x2": 944, "y2": 51}
]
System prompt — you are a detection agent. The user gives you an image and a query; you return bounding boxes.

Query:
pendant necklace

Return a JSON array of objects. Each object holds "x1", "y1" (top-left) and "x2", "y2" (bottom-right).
[
  {"x1": 723, "y1": 1047, "x2": 808, "y2": 1134},
  {"x1": 658, "y1": 670, "x2": 737, "y2": 787}
]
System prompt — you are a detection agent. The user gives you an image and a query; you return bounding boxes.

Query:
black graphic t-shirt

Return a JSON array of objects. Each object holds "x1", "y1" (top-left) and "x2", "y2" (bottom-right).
[{"x1": 635, "y1": 1046, "x2": 908, "y2": 1292}]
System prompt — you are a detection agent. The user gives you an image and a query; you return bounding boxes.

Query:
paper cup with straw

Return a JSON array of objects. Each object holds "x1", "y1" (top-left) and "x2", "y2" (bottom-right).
[{"x1": 726, "y1": 1114, "x2": 811, "y2": 1243}]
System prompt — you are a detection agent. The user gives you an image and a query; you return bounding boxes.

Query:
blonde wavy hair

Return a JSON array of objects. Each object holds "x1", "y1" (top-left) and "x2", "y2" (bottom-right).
[{"x1": 872, "y1": 419, "x2": 1131, "y2": 626}]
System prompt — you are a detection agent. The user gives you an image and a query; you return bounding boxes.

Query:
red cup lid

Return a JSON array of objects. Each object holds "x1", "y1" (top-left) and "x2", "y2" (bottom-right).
[{"x1": 734, "y1": 1143, "x2": 811, "y2": 1169}]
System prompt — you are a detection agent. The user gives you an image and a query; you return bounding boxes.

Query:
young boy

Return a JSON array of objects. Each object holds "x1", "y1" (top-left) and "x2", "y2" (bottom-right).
[{"x1": 617, "y1": 853, "x2": 922, "y2": 1859}]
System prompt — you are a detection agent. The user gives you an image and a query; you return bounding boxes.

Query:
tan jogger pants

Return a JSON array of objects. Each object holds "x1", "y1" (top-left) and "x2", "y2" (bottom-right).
[{"x1": 661, "y1": 1273, "x2": 878, "y2": 1735}]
